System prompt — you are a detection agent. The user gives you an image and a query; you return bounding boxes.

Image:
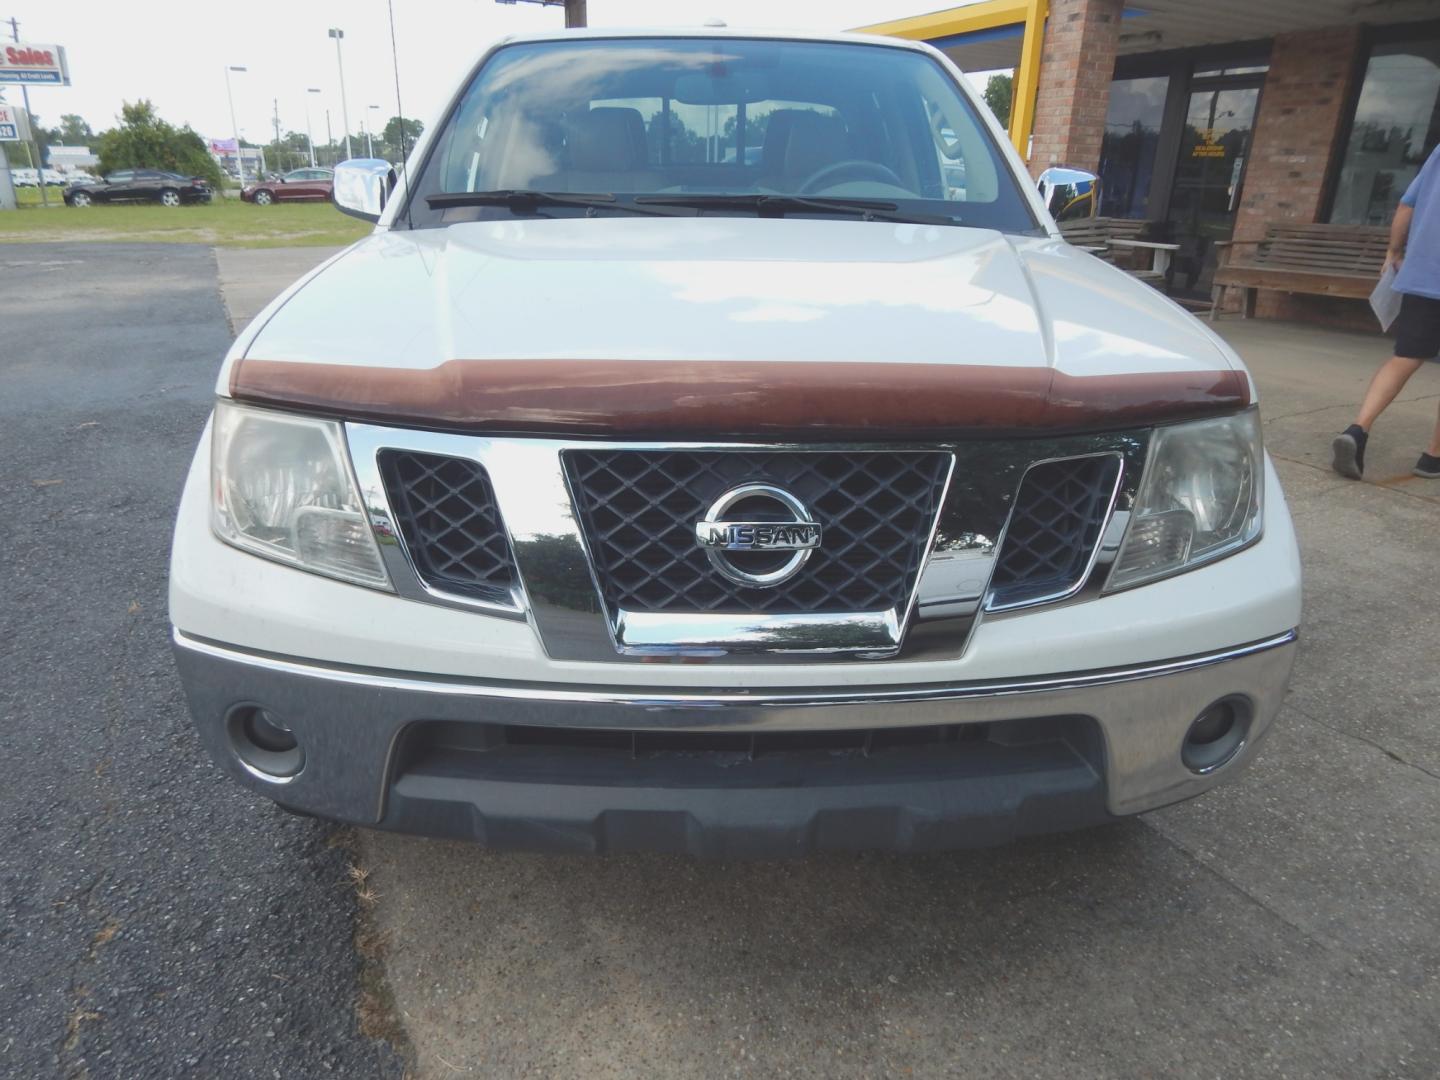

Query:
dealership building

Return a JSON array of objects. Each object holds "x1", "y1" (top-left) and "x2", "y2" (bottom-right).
[{"x1": 859, "y1": 0, "x2": 1440, "y2": 321}]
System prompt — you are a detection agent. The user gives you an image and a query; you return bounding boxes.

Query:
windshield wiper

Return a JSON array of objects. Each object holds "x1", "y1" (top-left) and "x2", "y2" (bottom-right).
[
  {"x1": 633, "y1": 193, "x2": 959, "y2": 226},
  {"x1": 426, "y1": 190, "x2": 679, "y2": 216}
]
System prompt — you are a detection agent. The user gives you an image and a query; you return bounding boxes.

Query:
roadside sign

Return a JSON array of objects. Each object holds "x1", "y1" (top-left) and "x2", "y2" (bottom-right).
[
  {"x1": 0, "y1": 103, "x2": 31, "y2": 141},
  {"x1": 0, "y1": 42, "x2": 69, "y2": 85}
]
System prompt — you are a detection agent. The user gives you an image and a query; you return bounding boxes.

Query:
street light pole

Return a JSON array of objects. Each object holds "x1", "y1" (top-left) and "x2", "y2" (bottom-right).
[
  {"x1": 328, "y1": 28, "x2": 353, "y2": 160},
  {"x1": 225, "y1": 65, "x2": 248, "y2": 186},
  {"x1": 325, "y1": 110, "x2": 333, "y2": 166},
  {"x1": 366, "y1": 105, "x2": 380, "y2": 158},
  {"x1": 305, "y1": 88, "x2": 321, "y2": 167}
]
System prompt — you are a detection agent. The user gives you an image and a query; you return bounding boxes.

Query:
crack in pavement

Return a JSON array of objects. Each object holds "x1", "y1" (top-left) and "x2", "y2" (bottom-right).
[
  {"x1": 1262, "y1": 390, "x2": 1440, "y2": 425},
  {"x1": 1287, "y1": 702, "x2": 1440, "y2": 785},
  {"x1": 1270, "y1": 451, "x2": 1440, "y2": 504},
  {"x1": 1140, "y1": 815, "x2": 1333, "y2": 948}
]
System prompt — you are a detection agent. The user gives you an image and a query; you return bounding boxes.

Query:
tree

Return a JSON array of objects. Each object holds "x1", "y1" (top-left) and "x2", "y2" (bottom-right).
[
  {"x1": 0, "y1": 109, "x2": 53, "y2": 165},
  {"x1": 263, "y1": 130, "x2": 313, "y2": 173},
  {"x1": 57, "y1": 114, "x2": 94, "y2": 144},
  {"x1": 380, "y1": 116, "x2": 424, "y2": 161},
  {"x1": 984, "y1": 73, "x2": 1013, "y2": 130},
  {"x1": 95, "y1": 100, "x2": 222, "y2": 186}
]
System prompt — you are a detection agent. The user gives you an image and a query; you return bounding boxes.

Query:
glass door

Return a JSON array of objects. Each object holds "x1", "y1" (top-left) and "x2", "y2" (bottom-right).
[{"x1": 1165, "y1": 82, "x2": 1262, "y2": 296}]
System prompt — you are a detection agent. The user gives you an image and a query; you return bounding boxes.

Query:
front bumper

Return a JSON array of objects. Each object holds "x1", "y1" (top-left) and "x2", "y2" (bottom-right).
[{"x1": 173, "y1": 629, "x2": 1297, "y2": 857}]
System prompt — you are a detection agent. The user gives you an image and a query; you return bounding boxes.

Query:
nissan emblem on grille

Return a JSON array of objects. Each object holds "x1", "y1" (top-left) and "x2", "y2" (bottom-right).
[{"x1": 695, "y1": 484, "x2": 822, "y2": 588}]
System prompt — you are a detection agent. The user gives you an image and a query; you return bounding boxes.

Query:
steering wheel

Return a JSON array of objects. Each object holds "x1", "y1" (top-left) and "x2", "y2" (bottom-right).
[{"x1": 799, "y1": 159, "x2": 907, "y2": 195}]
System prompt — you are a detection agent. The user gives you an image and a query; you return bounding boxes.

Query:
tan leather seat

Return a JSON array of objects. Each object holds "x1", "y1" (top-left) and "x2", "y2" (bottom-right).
[{"x1": 541, "y1": 106, "x2": 661, "y2": 193}]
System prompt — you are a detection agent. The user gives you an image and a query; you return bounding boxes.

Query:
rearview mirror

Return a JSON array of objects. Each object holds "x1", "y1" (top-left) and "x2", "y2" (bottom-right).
[
  {"x1": 1037, "y1": 166, "x2": 1100, "y2": 223},
  {"x1": 332, "y1": 158, "x2": 397, "y2": 223},
  {"x1": 673, "y1": 71, "x2": 772, "y2": 105}
]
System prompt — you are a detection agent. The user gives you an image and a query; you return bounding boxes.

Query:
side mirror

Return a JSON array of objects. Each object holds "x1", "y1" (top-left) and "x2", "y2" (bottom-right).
[
  {"x1": 1037, "y1": 166, "x2": 1101, "y2": 223},
  {"x1": 332, "y1": 158, "x2": 397, "y2": 223}
]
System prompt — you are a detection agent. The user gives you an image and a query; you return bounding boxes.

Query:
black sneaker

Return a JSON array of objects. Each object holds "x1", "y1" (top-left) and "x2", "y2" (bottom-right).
[
  {"x1": 1331, "y1": 425, "x2": 1368, "y2": 479},
  {"x1": 1415, "y1": 452, "x2": 1440, "y2": 479}
]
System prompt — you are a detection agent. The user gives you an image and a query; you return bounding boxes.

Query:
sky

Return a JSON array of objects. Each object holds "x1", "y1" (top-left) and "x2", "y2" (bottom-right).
[{"x1": 1, "y1": 1, "x2": 1003, "y2": 148}]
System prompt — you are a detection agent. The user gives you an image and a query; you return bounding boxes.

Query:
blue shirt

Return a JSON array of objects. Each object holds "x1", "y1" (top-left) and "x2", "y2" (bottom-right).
[{"x1": 1397, "y1": 145, "x2": 1440, "y2": 300}]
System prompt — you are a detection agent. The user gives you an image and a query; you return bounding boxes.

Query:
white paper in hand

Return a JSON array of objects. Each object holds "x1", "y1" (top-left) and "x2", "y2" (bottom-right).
[{"x1": 1370, "y1": 264, "x2": 1403, "y2": 331}]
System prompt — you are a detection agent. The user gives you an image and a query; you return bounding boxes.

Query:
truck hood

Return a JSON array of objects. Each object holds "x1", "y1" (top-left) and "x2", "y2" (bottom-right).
[{"x1": 229, "y1": 217, "x2": 1248, "y2": 437}]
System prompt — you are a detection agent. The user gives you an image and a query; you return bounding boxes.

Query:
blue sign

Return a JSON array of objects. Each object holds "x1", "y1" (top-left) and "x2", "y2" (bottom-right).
[
  {"x1": 3, "y1": 70, "x2": 65, "y2": 84},
  {"x1": 0, "y1": 123, "x2": 16, "y2": 140}
]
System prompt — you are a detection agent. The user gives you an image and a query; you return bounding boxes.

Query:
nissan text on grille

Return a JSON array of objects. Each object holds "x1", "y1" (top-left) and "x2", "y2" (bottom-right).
[{"x1": 169, "y1": 27, "x2": 1302, "y2": 857}]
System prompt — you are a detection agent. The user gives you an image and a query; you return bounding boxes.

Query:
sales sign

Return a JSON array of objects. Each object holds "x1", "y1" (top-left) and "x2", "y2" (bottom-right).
[
  {"x1": 0, "y1": 42, "x2": 70, "y2": 85},
  {"x1": 0, "y1": 104, "x2": 31, "y2": 142}
]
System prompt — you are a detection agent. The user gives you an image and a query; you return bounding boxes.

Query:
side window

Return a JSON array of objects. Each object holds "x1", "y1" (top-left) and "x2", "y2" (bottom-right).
[{"x1": 109, "y1": 170, "x2": 134, "y2": 183}]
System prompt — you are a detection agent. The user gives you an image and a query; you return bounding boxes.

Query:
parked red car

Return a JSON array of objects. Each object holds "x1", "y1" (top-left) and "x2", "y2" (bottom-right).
[{"x1": 241, "y1": 167, "x2": 334, "y2": 205}]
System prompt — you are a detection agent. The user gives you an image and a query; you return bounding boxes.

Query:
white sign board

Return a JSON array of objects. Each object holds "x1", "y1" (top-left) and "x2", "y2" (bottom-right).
[
  {"x1": 0, "y1": 103, "x2": 32, "y2": 142},
  {"x1": 0, "y1": 42, "x2": 70, "y2": 85}
]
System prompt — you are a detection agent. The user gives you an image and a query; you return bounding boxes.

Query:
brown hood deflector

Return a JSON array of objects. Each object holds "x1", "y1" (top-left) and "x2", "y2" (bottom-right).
[{"x1": 229, "y1": 358, "x2": 1250, "y2": 438}]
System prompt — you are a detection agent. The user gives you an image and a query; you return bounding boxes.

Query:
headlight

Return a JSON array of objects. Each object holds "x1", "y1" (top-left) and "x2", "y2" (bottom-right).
[
  {"x1": 211, "y1": 401, "x2": 391, "y2": 589},
  {"x1": 1108, "y1": 410, "x2": 1263, "y2": 590}
]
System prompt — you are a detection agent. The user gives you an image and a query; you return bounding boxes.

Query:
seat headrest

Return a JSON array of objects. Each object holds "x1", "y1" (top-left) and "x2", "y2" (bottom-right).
[
  {"x1": 781, "y1": 112, "x2": 851, "y2": 185},
  {"x1": 760, "y1": 110, "x2": 805, "y2": 176},
  {"x1": 569, "y1": 107, "x2": 649, "y2": 173}
]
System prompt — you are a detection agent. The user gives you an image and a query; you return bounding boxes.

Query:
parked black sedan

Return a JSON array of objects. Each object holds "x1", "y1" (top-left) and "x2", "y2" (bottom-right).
[{"x1": 64, "y1": 170, "x2": 212, "y2": 207}]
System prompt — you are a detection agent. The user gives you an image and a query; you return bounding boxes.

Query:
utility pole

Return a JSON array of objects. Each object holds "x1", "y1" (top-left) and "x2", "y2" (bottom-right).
[
  {"x1": 325, "y1": 109, "x2": 333, "y2": 167},
  {"x1": 328, "y1": 28, "x2": 352, "y2": 160},
  {"x1": 7, "y1": 17, "x2": 48, "y2": 206},
  {"x1": 366, "y1": 104, "x2": 379, "y2": 158},
  {"x1": 272, "y1": 97, "x2": 282, "y2": 167}
]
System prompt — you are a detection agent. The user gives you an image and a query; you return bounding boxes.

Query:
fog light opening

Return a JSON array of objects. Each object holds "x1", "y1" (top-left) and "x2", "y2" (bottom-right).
[
  {"x1": 227, "y1": 705, "x2": 305, "y2": 781},
  {"x1": 1182, "y1": 697, "x2": 1251, "y2": 774}
]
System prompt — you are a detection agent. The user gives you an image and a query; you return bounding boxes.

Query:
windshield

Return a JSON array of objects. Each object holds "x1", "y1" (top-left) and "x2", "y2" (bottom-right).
[{"x1": 405, "y1": 36, "x2": 1036, "y2": 232}]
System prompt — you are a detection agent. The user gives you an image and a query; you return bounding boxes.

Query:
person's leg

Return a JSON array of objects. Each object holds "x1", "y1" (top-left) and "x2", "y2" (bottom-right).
[
  {"x1": 1334, "y1": 293, "x2": 1437, "y2": 479},
  {"x1": 1332, "y1": 355, "x2": 1422, "y2": 479},
  {"x1": 1354, "y1": 354, "x2": 1425, "y2": 430},
  {"x1": 1415, "y1": 396, "x2": 1440, "y2": 479}
]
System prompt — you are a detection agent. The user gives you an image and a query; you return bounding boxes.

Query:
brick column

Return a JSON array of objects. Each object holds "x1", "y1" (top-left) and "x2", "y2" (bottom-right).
[
  {"x1": 1027, "y1": 0, "x2": 1124, "y2": 177},
  {"x1": 1231, "y1": 26, "x2": 1362, "y2": 243}
]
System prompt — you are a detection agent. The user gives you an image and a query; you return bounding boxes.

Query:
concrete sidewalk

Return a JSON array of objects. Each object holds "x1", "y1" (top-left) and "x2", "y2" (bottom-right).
[
  {"x1": 215, "y1": 246, "x2": 346, "y2": 335},
  {"x1": 214, "y1": 248, "x2": 1440, "y2": 1079}
]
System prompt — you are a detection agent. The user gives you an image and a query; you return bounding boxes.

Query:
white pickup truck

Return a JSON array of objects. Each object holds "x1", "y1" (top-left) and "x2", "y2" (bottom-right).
[{"x1": 170, "y1": 27, "x2": 1301, "y2": 857}]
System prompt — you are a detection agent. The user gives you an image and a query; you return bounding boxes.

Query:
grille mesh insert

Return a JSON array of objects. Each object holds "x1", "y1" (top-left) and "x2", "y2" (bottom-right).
[
  {"x1": 989, "y1": 455, "x2": 1121, "y2": 608},
  {"x1": 564, "y1": 450, "x2": 952, "y2": 615},
  {"x1": 378, "y1": 450, "x2": 517, "y2": 604}
]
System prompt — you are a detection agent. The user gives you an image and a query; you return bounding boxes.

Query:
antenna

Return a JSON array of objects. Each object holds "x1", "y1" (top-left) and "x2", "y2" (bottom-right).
[{"x1": 385, "y1": 0, "x2": 414, "y2": 230}]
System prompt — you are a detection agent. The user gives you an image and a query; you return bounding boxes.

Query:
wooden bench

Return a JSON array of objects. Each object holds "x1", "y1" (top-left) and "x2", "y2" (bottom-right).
[
  {"x1": 1210, "y1": 223, "x2": 1388, "y2": 320},
  {"x1": 1059, "y1": 217, "x2": 1177, "y2": 285}
]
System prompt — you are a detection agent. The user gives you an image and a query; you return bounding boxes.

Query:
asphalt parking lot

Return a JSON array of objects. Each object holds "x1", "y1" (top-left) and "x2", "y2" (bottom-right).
[
  {"x1": 4, "y1": 240, "x2": 1439, "y2": 1079},
  {"x1": 0, "y1": 245, "x2": 400, "y2": 1079}
]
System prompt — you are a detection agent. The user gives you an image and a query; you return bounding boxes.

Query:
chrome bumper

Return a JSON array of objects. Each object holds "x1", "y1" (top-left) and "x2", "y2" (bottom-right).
[{"x1": 172, "y1": 629, "x2": 1297, "y2": 855}]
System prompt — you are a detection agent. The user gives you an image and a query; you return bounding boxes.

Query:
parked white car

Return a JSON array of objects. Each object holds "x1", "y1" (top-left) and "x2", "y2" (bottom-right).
[
  {"x1": 10, "y1": 167, "x2": 38, "y2": 187},
  {"x1": 170, "y1": 27, "x2": 1301, "y2": 857}
]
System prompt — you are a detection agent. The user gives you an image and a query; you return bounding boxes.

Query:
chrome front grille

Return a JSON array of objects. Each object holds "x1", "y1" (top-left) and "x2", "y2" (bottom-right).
[
  {"x1": 563, "y1": 449, "x2": 952, "y2": 615},
  {"x1": 345, "y1": 423, "x2": 1150, "y2": 664},
  {"x1": 990, "y1": 455, "x2": 1123, "y2": 610}
]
